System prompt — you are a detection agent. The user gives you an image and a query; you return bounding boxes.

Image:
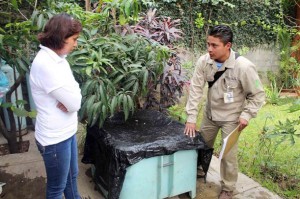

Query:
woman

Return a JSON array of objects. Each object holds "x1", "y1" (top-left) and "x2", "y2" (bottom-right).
[{"x1": 30, "y1": 13, "x2": 82, "y2": 199}]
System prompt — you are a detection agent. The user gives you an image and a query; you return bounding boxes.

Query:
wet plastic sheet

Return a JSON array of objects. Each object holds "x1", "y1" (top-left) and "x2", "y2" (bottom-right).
[{"x1": 82, "y1": 110, "x2": 213, "y2": 199}]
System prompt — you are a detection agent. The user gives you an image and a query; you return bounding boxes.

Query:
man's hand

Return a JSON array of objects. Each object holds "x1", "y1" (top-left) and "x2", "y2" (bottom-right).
[
  {"x1": 57, "y1": 102, "x2": 68, "y2": 113},
  {"x1": 184, "y1": 122, "x2": 197, "y2": 137},
  {"x1": 238, "y1": 118, "x2": 248, "y2": 132}
]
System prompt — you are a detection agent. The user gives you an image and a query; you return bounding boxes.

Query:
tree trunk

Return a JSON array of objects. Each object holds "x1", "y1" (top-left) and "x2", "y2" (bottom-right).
[
  {"x1": 0, "y1": 115, "x2": 18, "y2": 153},
  {"x1": 292, "y1": 3, "x2": 300, "y2": 61},
  {"x1": 2, "y1": 74, "x2": 25, "y2": 154},
  {"x1": 85, "y1": 0, "x2": 91, "y2": 11}
]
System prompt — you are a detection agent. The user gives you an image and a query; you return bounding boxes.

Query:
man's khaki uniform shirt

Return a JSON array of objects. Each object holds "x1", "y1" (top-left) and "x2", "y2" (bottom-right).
[{"x1": 186, "y1": 50, "x2": 265, "y2": 123}]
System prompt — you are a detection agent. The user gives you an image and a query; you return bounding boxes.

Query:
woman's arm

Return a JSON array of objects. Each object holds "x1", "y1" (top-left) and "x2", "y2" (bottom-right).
[{"x1": 50, "y1": 87, "x2": 82, "y2": 112}]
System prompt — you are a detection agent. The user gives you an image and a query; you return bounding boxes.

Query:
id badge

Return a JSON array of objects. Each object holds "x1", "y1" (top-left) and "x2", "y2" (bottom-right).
[{"x1": 224, "y1": 91, "x2": 234, "y2": 103}]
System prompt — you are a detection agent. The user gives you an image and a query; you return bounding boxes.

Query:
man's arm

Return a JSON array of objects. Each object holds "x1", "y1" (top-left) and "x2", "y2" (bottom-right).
[
  {"x1": 185, "y1": 58, "x2": 206, "y2": 137},
  {"x1": 239, "y1": 63, "x2": 265, "y2": 127}
]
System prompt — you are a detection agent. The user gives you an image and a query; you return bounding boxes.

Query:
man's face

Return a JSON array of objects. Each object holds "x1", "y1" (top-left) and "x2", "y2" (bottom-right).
[{"x1": 207, "y1": 36, "x2": 231, "y2": 63}]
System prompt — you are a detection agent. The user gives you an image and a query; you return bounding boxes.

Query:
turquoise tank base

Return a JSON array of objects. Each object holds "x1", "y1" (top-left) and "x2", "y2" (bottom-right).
[{"x1": 93, "y1": 149, "x2": 197, "y2": 199}]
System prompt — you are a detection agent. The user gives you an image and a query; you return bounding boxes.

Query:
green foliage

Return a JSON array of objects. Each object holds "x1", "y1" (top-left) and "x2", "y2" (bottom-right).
[
  {"x1": 68, "y1": 30, "x2": 170, "y2": 127},
  {"x1": 277, "y1": 28, "x2": 300, "y2": 89},
  {"x1": 265, "y1": 117, "x2": 300, "y2": 147},
  {"x1": 154, "y1": 0, "x2": 282, "y2": 50},
  {"x1": 1, "y1": 100, "x2": 36, "y2": 118},
  {"x1": 131, "y1": 9, "x2": 186, "y2": 108},
  {"x1": 0, "y1": 20, "x2": 37, "y2": 75},
  {"x1": 264, "y1": 81, "x2": 282, "y2": 105},
  {"x1": 168, "y1": 104, "x2": 187, "y2": 123},
  {"x1": 194, "y1": 13, "x2": 204, "y2": 29},
  {"x1": 288, "y1": 99, "x2": 300, "y2": 113},
  {"x1": 97, "y1": 0, "x2": 142, "y2": 25},
  {"x1": 237, "y1": 101, "x2": 300, "y2": 198}
]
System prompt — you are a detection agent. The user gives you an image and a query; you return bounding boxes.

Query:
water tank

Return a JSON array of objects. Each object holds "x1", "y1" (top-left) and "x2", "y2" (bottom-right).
[
  {"x1": 26, "y1": 72, "x2": 36, "y2": 125},
  {"x1": 0, "y1": 62, "x2": 27, "y2": 131}
]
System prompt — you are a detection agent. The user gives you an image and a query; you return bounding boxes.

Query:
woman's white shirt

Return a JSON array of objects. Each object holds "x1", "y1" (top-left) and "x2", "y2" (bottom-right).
[{"x1": 30, "y1": 45, "x2": 82, "y2": 146}]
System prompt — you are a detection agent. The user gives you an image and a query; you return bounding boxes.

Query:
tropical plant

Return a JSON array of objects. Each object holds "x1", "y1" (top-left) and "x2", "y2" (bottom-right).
[
  {"x1": 131, "y1": 8, "x2": 186, "y2": 108},
  {"x1": 0, "y1": 1, "x2": 76, "y2": 153},
  {"x1": 0, "y1": 4, "x2": 40, "y2": 153},
  {"x1": 68, "y1": 30, "x2": 170, "y2": 127},
  {"x1": 159, "y1": 53, "x2": 185, "y2": 108},
  {"x1": 133, "y1": 8, "x2": 183, "y2": 48}
]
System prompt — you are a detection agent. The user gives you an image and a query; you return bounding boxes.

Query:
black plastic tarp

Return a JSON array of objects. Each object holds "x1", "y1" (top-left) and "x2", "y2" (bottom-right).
[{"x1": 82, "y1": 110, "x2": 213, "y2": 199}]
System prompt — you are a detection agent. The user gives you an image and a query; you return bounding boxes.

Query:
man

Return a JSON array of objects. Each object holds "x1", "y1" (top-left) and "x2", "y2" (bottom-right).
[{"x1": 184, "y1": 25, "x2": 265, "y2": 199}]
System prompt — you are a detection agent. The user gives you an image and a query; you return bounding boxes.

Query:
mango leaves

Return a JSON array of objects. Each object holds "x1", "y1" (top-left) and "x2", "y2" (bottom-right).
[{"x1": 69, "y1": 32, "x2": 170, "y2": 127}]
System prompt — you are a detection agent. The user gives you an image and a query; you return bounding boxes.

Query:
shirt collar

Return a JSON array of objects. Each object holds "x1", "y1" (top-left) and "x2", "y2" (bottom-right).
[
  {"x1": 39, "y1": 45, "x2": 67, "y2": 63},
  {"x1": 207, "y1": 49, "x2": 236, "y2": 69}
]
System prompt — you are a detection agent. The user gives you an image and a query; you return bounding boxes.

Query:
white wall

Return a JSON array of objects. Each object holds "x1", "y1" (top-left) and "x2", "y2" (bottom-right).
[{"x1": 244, "y1": 47, "x2": 280, "y2": 84}]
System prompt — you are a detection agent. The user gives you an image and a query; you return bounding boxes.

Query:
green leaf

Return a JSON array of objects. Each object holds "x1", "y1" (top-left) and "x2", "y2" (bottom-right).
[
  {"x1": 123, "y1": 94, "x2": 129, "y2": 120},
  {"x1": 81, "y1": 79, "x2": 95, "y2": 96},
  {"x1": 90, "y1": 101, "x2": 102, "y2": 126},
  {"x1": 123, "y1": 79, "x2": 136, "y2": 90},
  {"x1": 16, "y1": 58, "x2": 28, "y2": 72},
  {"x1": 132, "y1": 82, "x2": 139, "y2": 96},
  {"x1": 119, "y1": 14, "x2": 127, "y2": 26},
  {"x1": 16, "y1": 100, "x2": 27, "y2": 106},
  {"x1": 85, "y1": 67, "x2": 92, "y2": 76},
  {"x1": 124, "y1": 0, "x2": 131, "y2": 17},
  {"x1": 37, "y1": 14, "x2": 44, "y2": 30},
  {"x1": 100, "y1": 84, "x2": 108, "y2": 107},
  {"x1": 91, "y1": 28, "x2": 98, "y2": 35},
  {"x1": 102, "y1": 104, "x2": 107, "y2": 122},
  {"x1": 28, "y1": 111, "x2": 37, "y2": 118},
  {"x1": 70, "y1": 49, "x2": 89, "y2": 57},
  {"x1": 11, "y1": 0, "x2": 18, "y2": 10},
  {"x1": 142, "y1": 69, "x2": 149, "y2": 88},
  {"x1": 113, "y1": 74, "x2": 125, "y2": 84},
  {"x1": 1, "y1": 102, "x2": 13, "y2": 108},
  {"x1": 110, "y1": 96, "x2": 118, "y2": 115},
  {"x1": 127, "y1": 95, "x2": 134, "y2": 112},
  {"x1": 85, "y1": 95, "x2": 97, "y2": 115},
  {"x1": 118, "y1": 94, "x2": 124, "y2": 107},
  {"x1": 11, "y1": 107, "x2": 28, "y2": 117}
]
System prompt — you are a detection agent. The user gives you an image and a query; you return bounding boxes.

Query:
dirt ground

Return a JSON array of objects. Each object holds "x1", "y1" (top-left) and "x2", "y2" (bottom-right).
[
  {"x1": 0, "y1": 169, "x2": 46, "y2": 199},
  {"x1": 0, "y1": 167, "x2": 97, "y2": 199}
]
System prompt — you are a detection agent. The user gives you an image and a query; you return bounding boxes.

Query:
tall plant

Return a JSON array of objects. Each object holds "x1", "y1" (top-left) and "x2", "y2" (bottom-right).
[
  {"x1": 68, "y1": 31, "x2": 170, "y2": 127},
  {"x1": 0, "y1": 1, "x2": 76, "y2": 153},
  {"x1": 132, "y1": 8, "x2": 186, "y2": 108},
  {"x1": 0, "y1": 3, "x2": 41, "y2": 153}
]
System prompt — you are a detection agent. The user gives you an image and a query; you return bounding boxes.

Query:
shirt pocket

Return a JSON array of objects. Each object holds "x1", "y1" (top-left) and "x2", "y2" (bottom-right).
[{"x1": 223, "y1": 75, "x2": 239, "y2": 90}]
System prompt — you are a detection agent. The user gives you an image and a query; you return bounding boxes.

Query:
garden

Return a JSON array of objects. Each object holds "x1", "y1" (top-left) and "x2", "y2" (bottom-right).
[{"x1": 0, "y1": 0, "x2": 300, "y2": 198}]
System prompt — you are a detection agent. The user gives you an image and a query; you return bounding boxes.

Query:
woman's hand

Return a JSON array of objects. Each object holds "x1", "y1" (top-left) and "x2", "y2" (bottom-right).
[{"x1": 57, "y1": 102, "x2": 68, "y2": 112}]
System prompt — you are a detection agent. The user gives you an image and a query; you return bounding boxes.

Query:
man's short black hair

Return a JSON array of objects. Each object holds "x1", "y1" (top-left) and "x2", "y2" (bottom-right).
[{"x1": 208, "y1": 25, "x2": 233, "y2": 44}]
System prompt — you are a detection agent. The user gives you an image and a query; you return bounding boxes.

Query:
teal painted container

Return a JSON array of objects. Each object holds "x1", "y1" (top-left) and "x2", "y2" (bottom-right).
[{"x1": 94, "y1": 149, "x2": 197, "y2": 199}]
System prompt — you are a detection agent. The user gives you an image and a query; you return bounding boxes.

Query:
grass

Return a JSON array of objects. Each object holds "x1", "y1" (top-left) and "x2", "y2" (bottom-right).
[
  {"x1": 236, "y1": 98, "x2": 300, "y2": 199},
  {"x1": 168, "y1": 96, "x2": 300, "y2": 199}
]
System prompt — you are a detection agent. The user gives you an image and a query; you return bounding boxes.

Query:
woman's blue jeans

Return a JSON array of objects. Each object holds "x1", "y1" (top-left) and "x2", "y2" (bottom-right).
[{"x1": 36, "y1": 135, "x2": 80, "y2": 199}]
